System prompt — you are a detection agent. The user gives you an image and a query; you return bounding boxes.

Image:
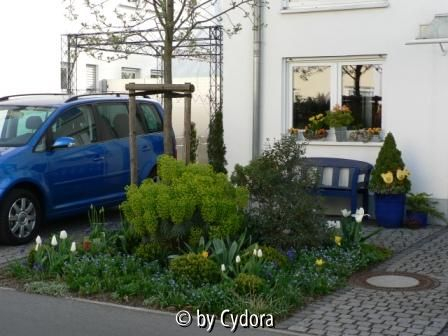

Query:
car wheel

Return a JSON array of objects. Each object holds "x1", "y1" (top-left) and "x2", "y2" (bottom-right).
[{"x1": 0, "y1": 189, "x2": 42, "y2": 245}]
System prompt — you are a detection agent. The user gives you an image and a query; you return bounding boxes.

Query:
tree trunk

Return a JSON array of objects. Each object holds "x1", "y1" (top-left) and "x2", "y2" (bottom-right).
[{"x1": 163, "y1": 0, "x2": 174, "y2": 156}]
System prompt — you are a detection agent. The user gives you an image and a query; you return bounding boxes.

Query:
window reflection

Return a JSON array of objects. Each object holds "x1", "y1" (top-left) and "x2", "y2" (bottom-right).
[
  {"x1": 341, "y1": 65, "x2": 382, "y2": 128},
  {"x1": 292, "y1": 66, "x2": 331, "y2": 129}
]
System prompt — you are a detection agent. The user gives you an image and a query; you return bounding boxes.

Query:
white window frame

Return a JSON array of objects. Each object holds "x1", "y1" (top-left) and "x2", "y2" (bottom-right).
[
  {"x1": 86, "y1": 64, "x2": 98, "y2": 93},
  {"x1": 281, "y1": 0, "x2": 389, "y2": 13},
  {"x1": 283, "y1": 55, "x2": 385, "y2": 133}
]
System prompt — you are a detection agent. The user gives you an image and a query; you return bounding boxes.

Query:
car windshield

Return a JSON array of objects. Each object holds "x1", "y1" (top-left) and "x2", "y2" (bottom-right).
[{"x1": 0, "y1": 105, "x2": 55, "y2": 146}]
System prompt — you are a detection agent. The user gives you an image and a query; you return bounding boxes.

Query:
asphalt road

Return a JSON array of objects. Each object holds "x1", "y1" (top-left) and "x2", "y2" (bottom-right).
[{"x1": 0, "y1": 288, "x2": 289, "y2": 336}]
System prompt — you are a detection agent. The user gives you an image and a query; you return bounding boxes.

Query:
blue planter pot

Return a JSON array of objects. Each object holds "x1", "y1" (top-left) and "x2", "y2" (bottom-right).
[
  {"x1": 374, "y1": 194, "x2": 406, "y2": 228},
  {"x1": 406, "y1": 211, "x2": 428, "y2": 228}
]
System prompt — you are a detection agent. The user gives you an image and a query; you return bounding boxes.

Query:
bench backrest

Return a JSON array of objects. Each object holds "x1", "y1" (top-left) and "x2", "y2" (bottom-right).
[{"x1": 303, "y1": 157, "x2": 373, "y2": 190}]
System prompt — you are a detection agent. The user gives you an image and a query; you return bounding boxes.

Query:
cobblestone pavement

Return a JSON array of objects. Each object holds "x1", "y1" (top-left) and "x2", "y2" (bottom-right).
[
  {"x1": 278, "y1": 225, "x2": 448, "y2": 336},
  {"x1": 0, "y1": 208, "x2": 121, "y2": 267}
]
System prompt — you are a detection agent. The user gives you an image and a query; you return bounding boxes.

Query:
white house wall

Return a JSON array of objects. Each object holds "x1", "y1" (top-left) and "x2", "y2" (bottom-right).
[{"x1": 223, "y1": 1, "x2": 448, "y2": 209}]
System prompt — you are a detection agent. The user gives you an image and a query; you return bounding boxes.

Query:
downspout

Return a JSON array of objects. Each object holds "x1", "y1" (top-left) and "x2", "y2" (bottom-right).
[{"x1": 252, "y1": 0, "x2": 263, "y2": 159}]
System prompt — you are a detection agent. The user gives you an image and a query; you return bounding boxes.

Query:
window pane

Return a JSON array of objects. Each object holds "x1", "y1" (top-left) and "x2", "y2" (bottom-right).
[
  {"x1": 140, "y1": 103, "x2": 162, "y2": 133},
  {"x1": 53, "y1": 106, "x2": 96, "y2": 146},
  {"x1": 341, "y1": 65, "x2": 382, "y2": 128},
  {"x1": 292, "y1": 66, "x2": 331, "y2": 129},
  {"x1": 95, "y1": 103, "x2": 145, "y2": 140}
]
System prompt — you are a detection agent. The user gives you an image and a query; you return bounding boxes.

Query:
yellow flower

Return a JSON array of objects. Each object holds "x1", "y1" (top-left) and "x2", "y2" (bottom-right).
[
  {"x1": 396, "y1": 169, "x2": 407, "y2": 181},
  {"x1": 315, "y1": 258, "x2": 325, "y2": 267},
  {"x1": 309, "y1": 116, "x2": 316, "y2": 122},
  {"x1": 201, "y1": 251, "x2": 209, "y2": 258},
  {"x1": 381, "y1": 171, "x2": 394, "y2": 184},
  {"x1": 334, "y1": 235, "x2": 342, "y2": 246}
]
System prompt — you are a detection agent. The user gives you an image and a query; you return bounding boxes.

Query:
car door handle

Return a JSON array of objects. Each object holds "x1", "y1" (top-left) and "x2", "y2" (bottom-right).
[{"x1": 92, "y1": 156, "x2": 105, "y2": 161}]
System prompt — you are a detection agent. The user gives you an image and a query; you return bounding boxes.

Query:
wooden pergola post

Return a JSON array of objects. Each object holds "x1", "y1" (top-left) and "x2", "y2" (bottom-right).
[
  {"x1": 125, "y1": 82, "x2": 195, "y2": 185},
  {"x1": 127, "y1": 83, "x2": 138, "y2": 186}
]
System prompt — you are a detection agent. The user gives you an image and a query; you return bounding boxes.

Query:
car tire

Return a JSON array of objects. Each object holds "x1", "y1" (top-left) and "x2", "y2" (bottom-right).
[{"x1": 0, "y1": 189, "x2": 42, "y2": 245}]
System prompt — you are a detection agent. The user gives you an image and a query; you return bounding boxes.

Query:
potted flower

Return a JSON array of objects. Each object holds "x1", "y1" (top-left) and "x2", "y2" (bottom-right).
[
  {"x1": 367, "y1": 128, "x2": 383, "y2": 142},
  {"x1": 324, "y1": 105, "x2": 354, "y2": 142},
  {"x1": 369, "y1": 133, "x2": 411, "y2": 228},
  {"x1": 405, "y1": 192, "x2": 447, "y2": 228},
  {"x1": 303, "y1": 113, "x2": 327, "y2": 140}
]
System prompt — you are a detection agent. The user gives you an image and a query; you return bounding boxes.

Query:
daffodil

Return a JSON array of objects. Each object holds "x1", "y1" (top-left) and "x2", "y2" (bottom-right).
[
  {"x1": 59, "y1": 230, "x2": 68, "y2": 240},
  {"x1": 201, "y1": 251, "x2": 208, "y2": 258},
  {"x1": 315, "y1": 258, "x2": 325, "y2": 267},
  {"x1": 335, "y1": 235, "x2": 342, "y2": 246},
  {"x1": 381, "y1": 171, "x2": 394, "y2": 184},
  {"x1": 341, "y1": 209, "x2": 351, "y2": 218}
]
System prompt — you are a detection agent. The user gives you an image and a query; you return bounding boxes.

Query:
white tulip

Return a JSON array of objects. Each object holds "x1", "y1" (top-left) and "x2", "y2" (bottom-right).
[
  {"x1": 341, "y1": 209, "x2": 351, "y2": 217},
  {"x1": 253, "y1": 248, "x2": 257, "y2": 256},
  {"x1": 70, "y1": 242, "x2": 76, "y2": 253},
  {"x1": 221, "y1": 264, "x2": 226, "y2": 272},
  {"x1": 352, "y1": 207, "x2": 369, "y2": 223},
  {"x1": 35, "y1": 235, "x2": 42, "y2": 245},
  {"x1": 51, "y1": 235, "x2": 58, "y2": 247},
  {"x1": 335, "y1": 220, "x2": 341, "y2": 229},
  {"x1": 59, "y1": 230, "x2": 68, "y2": 240},
  {"x1": 257, "y1": 249, "x2": 263, "y2": 258},
  {"x1": 235, "y1": 255, "x2": 241, "y2": 264}
]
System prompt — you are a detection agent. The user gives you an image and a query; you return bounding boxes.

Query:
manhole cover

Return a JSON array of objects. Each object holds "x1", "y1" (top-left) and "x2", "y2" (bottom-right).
[{"x1": 350, "y1": 271, "x2": 439, "y2": 291}]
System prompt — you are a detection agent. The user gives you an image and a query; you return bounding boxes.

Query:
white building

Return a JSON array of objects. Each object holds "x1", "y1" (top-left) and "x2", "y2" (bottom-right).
[{"x1": 223, "y1": 0, "x2": 448, "y2": 217}]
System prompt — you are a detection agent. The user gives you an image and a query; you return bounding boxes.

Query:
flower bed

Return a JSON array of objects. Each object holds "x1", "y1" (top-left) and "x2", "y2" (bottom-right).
[{"x1": 2, "y1": 145, "x2": 391, "y2": 320}]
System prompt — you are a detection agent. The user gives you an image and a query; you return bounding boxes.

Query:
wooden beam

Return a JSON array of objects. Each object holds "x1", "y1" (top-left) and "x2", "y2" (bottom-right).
[{"x1": 125, "y1": 83, "x2": 195, "y2": 93}]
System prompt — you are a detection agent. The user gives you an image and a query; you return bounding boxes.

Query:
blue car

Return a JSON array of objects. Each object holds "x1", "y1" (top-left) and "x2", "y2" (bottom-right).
[{"x1": 0, "y1": 93, "x2": 173, "y2": 244}]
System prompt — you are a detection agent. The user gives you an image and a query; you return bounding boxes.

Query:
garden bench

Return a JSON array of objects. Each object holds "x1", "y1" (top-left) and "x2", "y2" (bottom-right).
[{"x1": 303, "y1": 157, "x2": 373, "y2": 213}]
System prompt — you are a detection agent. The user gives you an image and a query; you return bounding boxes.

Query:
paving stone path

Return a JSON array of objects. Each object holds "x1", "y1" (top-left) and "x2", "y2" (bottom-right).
[{"x1": 278, "y1": 225, "x2": 448, "y2": 336}]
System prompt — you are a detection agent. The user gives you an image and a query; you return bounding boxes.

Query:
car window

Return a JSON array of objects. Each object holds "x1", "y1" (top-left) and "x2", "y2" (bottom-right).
[
  {"x1": 95, "y1": 102, "x2": 145, "y2": 140},
  {"x1": 140, "y1": 103, "x2": 163, "y2": 133},
  {"x1": 52, "y1": 105, "x2": 97, "y2": 146},
  {"x1": 0, "y1": 106, "x2": 54, "y2": 146}
]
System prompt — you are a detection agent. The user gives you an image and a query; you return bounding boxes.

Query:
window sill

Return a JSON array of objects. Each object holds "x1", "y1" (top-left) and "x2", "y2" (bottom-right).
[
  {"x1": 281, "y1": 0, "x2": 389, "y2": 14},
  {"x1": 302, "y1": 140, "x2": 383, "y2": 147}
]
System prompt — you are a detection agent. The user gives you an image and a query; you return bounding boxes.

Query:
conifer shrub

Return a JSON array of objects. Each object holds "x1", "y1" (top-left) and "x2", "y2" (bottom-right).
[
  {"x1": 369, "y1": 133, "x2": 411, "y2": 194},
  {"x1": 207, "y1": 109, "x2": 227, "y2": 174},
  {"x1": 120, "y1": 155, "x2": 248, "y2": 259}
]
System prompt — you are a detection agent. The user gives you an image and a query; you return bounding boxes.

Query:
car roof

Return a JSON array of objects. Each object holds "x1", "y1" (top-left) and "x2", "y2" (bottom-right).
[{"x1": 0, "y1": 94, "x2": 159, "y2": 108}]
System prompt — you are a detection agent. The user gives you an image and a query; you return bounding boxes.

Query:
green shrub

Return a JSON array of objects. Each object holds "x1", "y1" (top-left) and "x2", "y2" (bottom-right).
[
  {"x1": 169, "y1": 253, "x2": 221, "y2": 286},
  {"x1": 369, "y1": 133, "x2": 411, "y2": 194},
  {"x1": 121, "y1": 155, "x2": 249, "y2": 259},
  {"x1": 231, "y1": 135, "x2": 330, "y2": 250},
  {"x1": 259, "y1": 246, "x2": 288, "y2": 269},
  {"x1": 234, "y1": 273, "x2": 265, "y2": 295}
]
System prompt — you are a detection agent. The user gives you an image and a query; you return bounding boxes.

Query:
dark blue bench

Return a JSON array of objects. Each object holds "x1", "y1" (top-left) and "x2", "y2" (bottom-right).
[{"x1": 303, "y1": 157, "x2": 373, "y2": 213}]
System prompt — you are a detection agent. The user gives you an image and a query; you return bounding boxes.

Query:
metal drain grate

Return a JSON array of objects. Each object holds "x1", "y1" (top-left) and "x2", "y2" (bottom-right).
[{"x1": 350, "y1": 271, "x2": 440, "y2": 291}]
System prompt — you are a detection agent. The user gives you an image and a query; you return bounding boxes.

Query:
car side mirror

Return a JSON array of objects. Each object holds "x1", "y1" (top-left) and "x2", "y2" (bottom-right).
[{"x1": 51, "y1": 136, "x2": 76, "y2": 149}]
